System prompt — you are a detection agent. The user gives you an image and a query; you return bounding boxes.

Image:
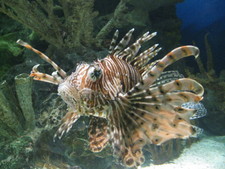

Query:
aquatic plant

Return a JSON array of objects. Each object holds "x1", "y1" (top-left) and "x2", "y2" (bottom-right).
[
  {"x1": 0, "y1": 33, "x2": 22, "y2": 56},
  {"x1": 0, "y1": 0, "x2": 183, "y2": 52},
  {"x1": 0, "y1": 32, "x2": 23, "y2": 77},
  {"x1": 0, "y1": 0, "x2": 97, "y2": 51}
]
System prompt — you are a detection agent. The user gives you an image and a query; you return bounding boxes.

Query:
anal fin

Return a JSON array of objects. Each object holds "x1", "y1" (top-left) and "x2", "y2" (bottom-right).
[{"x1": 88, "y1": 116, "x2": 109, "y2": 152}]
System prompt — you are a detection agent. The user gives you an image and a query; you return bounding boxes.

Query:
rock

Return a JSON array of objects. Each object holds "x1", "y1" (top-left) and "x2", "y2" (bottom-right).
[{"x1": 0, "y1": 136, "x2": 33, "y2": 169}]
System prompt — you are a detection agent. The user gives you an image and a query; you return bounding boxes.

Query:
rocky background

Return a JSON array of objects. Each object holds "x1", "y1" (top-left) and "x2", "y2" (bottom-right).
[{"x1": 0, "y1": 0, "x2": 224, "y2": 169}]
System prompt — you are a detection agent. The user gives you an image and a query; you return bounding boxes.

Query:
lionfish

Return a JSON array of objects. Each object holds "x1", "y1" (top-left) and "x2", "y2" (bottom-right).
[{"x1": 17, "y1": 28, "x2": 205, "y2": 168}]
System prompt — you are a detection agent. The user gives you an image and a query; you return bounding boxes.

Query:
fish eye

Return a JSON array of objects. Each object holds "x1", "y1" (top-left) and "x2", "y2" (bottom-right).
[{"x1": 88, "y1": 66, "x2": 102, "y2": 81}]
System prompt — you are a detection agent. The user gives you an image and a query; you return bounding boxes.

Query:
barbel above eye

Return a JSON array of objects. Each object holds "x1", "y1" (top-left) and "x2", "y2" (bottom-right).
[{"x1": 88, "y1": 65, "x2": 102, "y2": 81}]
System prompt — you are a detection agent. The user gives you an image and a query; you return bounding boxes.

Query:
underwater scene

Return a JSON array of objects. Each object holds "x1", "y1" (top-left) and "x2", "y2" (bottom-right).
[{"x1": 0, "y1": 0, "x2": 224, "y2": 169}]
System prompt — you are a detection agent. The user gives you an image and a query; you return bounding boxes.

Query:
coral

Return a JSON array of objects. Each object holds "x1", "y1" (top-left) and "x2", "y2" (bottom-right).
[
  {"x1": 0, "y1": 0, "x2": 98, "y2": 51},
  {"x1": 0, "y1": 74, "x2": 36, "y2": 168},
  {"x1": 185, "y1": 33, "x2": 218, "y2": 82},
  {"x1": 0, "y1": 80, "x2": 23, "y2": 135},
  {"x1": 96, "y1": 0, "x2": 183, "y2": 46},
  {"x1": 0, "y1": 0, "x2": 183, "y2": 51},
  {"x1": 0, "y1": 74, "x2": 36, "y2": 131},
  {"x1": 15, "y1": 73, "x2": 35, "y2": 130}
]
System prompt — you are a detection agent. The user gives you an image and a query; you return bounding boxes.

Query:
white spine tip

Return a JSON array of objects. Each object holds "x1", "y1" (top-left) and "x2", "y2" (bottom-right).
[
  {"x1": 130, "y1": 28, "x2": 135, "y2": 32},
  {"x1": 115, "y1": 29, "x2": 119, "y2": 35},
  {"x1": 143, "y1": 31, "x2": 150, "y2": 37},
  {"x1": 152, "y1": 32, "x2": 157, "y2": 36},
  {"x1": 32, "y1": 64, "x2": 40, "y2": 72},
  {"x1": 16, "y1": 39, "x2": 27, "y2": 46},
  {"x1": 16, "y1": 39, "x2": 21, "y2": 43},
  {"x1": 194, "y1": 47, "x2": 200, "y2": 59}
]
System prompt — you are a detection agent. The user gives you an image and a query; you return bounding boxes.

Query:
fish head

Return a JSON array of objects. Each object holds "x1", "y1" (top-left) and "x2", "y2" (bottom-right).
[{"x1": 58, "y1": 62, "x2": 103, "y2": 110}]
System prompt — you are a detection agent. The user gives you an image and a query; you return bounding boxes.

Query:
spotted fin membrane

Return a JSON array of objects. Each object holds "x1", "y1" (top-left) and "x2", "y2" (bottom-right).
[{"x1": 107, "y1": 31, "x2": 204, "y2": 167}]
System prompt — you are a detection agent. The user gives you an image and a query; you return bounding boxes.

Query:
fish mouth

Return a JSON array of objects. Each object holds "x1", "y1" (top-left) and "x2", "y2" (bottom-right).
[{"x1": 58, "y1": 81, "x2": 79, "y2": 109}]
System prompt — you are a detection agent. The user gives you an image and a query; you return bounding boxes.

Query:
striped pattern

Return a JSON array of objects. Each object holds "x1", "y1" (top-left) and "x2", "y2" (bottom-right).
[
  {"x1": 30, "y1": 64, "x2": 63, "y2": 84},
  {"x1": 108, "y1": 78, "x2": 203, "y2": 167},
  {"x1": 88, "y1": 117, "x2": 108, "y2": 152},
  {"x1": 17, "y1": 29, "x2": 205, "y2": 168},
  {"x1": 127, "y1": 45, "x2": 200, "y2": 95},
  {"x1": 70, "y1": 56, "x2": 141, "y2": 102},
  {"x1": 16, "y1": 39, "x2": 67, "y2": 78}
]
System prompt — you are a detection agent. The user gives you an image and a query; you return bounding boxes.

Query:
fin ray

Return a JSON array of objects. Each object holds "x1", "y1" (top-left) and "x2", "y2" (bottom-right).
[
  {"x1": 151, "y1": 70, "x2": 184, "y2": 88},
  {"x1": 109, "y1": 30, "x2": 119, "y2": 54},
  {"x1": 127, "y1": 78, "x2": 204, "y2": 98},
  {"x1": 113, "y1": 28, "x2": 134, "y2": 55},
  {"x1": 53, "y1": 111, "x2": 80, "y2": 141},
  {"x1": 128, "y1": 46, "x2": 200, "y2": 93}
]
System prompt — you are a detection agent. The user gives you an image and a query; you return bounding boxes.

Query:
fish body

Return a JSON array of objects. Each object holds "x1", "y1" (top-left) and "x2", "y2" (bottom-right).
[
  {"x1": 58, "y1": 54, "x2": 141, "y2": 118},
  {"x1": 17, "y1": 28, "x2": 205, "y2": 168}
]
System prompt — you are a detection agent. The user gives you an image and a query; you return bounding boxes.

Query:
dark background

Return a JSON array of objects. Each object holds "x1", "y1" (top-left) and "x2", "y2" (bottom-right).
[{"x1": 176, "y1": 0, "x2": 225, "y2": 74}]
